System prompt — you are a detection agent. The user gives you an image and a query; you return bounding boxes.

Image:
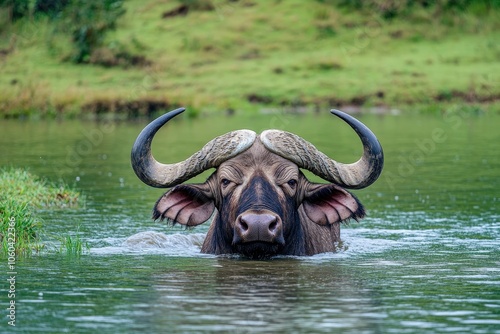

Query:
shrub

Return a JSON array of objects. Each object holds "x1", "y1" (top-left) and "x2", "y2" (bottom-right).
[
  {"x1": 33, "y1": 0, "x2": 69, "y2": 18},
  {"x1": 0, "y1": 0, "x2": 29, "y2": 21},
  {"x1": 58, "y1": 0, "x2": 126, "y2": 63}
]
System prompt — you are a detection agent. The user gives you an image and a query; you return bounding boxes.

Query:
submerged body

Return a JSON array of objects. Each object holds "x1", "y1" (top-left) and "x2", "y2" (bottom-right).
[{"x1": 132, "y1": 108, "x2": 383, "y2": 258}]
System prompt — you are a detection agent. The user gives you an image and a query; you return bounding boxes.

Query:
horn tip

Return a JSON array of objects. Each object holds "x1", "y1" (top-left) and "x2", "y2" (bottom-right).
[
  {"x1": 173, "y1": 107, "x2": 186, "y2": 114},
  {"x1": 330, "y1": 109, "x2": 347, "y2": 117}
]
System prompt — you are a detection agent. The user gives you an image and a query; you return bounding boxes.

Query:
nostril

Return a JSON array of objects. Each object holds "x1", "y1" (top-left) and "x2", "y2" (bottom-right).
[
  {"x1": 240, "y1": 219, "x2": 249, "y2": 231},
  {"x1": 269, "y1": 220, "x2": 278, "y2": 232}
]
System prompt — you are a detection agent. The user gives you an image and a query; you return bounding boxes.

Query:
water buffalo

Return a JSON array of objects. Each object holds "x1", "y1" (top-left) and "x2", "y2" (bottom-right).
[{"x1": 131, "y1": 108, "x2": 383, "y2": 258}]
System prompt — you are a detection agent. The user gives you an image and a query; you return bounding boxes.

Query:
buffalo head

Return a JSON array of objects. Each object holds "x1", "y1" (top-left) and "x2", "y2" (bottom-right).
[{"x1": 131, "y1": 108, "x2": 383, "y2": 258}]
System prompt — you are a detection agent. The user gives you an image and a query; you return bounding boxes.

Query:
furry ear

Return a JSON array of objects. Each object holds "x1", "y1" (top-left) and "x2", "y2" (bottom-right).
[
  {"x1": 153, "y1": 184, "x2": 215, "y2": 226},
  {"x1": 302, "y1": 183, "x2": 365, "y2": 226}
]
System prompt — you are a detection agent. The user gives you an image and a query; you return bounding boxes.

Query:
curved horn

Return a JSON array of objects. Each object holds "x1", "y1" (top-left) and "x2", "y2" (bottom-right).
[
  {"x1": 260, "y1": 109, "x2": 384, "y2": 189},
  {"x1": 131, "y1": 108, "x2": 257, "y2": 188}
]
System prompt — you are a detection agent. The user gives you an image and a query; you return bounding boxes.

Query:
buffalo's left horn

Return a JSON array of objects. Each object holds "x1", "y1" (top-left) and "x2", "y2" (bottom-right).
[
  {"x1": 260, "y1": 109, "x2": 384, "y2": 189},
  {"x1": 131, "y1": 108, "x2": 257, "y2": 188}
]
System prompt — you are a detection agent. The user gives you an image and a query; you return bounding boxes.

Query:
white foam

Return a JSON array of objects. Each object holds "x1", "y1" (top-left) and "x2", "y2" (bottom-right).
[{"x1": 90, "y1": 231, "x2": 209, "y2": 257}]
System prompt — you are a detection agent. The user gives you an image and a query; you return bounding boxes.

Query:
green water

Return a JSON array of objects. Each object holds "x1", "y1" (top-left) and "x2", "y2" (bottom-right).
[{"x1": 1, "y1": 110, "x2": 499, "y2": 333}]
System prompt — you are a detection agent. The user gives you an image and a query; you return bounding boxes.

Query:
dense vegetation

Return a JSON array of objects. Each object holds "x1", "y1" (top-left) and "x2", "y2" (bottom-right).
[{"x1": 0, "y1": 0, "x2": 498, "y2": 118}]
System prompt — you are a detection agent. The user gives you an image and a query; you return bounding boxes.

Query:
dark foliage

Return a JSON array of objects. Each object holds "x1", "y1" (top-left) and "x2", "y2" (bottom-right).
[
  {"x1": 0, "y1": 0, "x2": 29, "y2": 21},
  {"x1": 61, "y1": 0, "x2": 126, "y2": 63},
  {"x1": 33, "y1": 0, "x2": 69, "y2": 18}
]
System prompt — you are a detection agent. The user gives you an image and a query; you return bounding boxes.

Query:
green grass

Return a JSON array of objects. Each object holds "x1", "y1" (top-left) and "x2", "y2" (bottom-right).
[
  {"x1": 0, "y1": 0, "x2": 499, "y2": 118},
  {"x1": 57, "y1": 233, "x2": 89, "y2": 256},
  {"x1": 0, "y1": 168, "x2": 81, "y2": 256}
]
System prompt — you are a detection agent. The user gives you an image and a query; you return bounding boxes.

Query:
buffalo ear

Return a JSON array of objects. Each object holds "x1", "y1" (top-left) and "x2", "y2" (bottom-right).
[
  {"x1": 302, "y1": 183, "x2": 365, "y2": 226},
  {"x1": 153, "y1": 184, "x2": 215, "y2": 226}
]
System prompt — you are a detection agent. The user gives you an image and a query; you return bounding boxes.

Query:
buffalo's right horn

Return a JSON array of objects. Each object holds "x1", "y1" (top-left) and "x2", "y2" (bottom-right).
[{"x1": 131, "y1": 108, "x2": 257, "y2": 188}]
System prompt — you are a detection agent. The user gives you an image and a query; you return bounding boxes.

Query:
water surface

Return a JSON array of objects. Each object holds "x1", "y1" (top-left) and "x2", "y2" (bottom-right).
[{"x1": 1, "y1": 110, "x2": 499, "y2": 333}]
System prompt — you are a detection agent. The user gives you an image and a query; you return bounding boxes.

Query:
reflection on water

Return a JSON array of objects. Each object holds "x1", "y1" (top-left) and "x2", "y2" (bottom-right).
[
  {"x1": 151, "y1": 258, "x2": 381, "y2": 333},
  {"x1": 1, "y1": 112, "x2": 499, "y2": 333}
]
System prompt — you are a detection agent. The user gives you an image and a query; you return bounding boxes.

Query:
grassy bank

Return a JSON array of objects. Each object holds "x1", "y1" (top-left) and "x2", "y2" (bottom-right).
[
  {"x1": 0, "y1": 168, "x2": 81, "y2": 256},
  {"x1": 0, "y1": 0, "x2": 499, "y2": 118}
]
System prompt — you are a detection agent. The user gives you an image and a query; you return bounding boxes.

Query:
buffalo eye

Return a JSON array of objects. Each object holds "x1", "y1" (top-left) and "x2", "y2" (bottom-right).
[
  {"x1": 287, "y1": 179, "x2": 297, "y2": 188},
  {"x1": 221, "y1": 179, "x2": 231, "y2": 187}
]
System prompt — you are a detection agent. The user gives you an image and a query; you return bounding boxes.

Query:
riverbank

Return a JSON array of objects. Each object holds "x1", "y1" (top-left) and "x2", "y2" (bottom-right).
[
  {"x1": 0, "y1": 168, "x2": 81, "y2": 255},
  {"x1": 0, "y1": 0, "x2": 499, "y2": 118}
]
